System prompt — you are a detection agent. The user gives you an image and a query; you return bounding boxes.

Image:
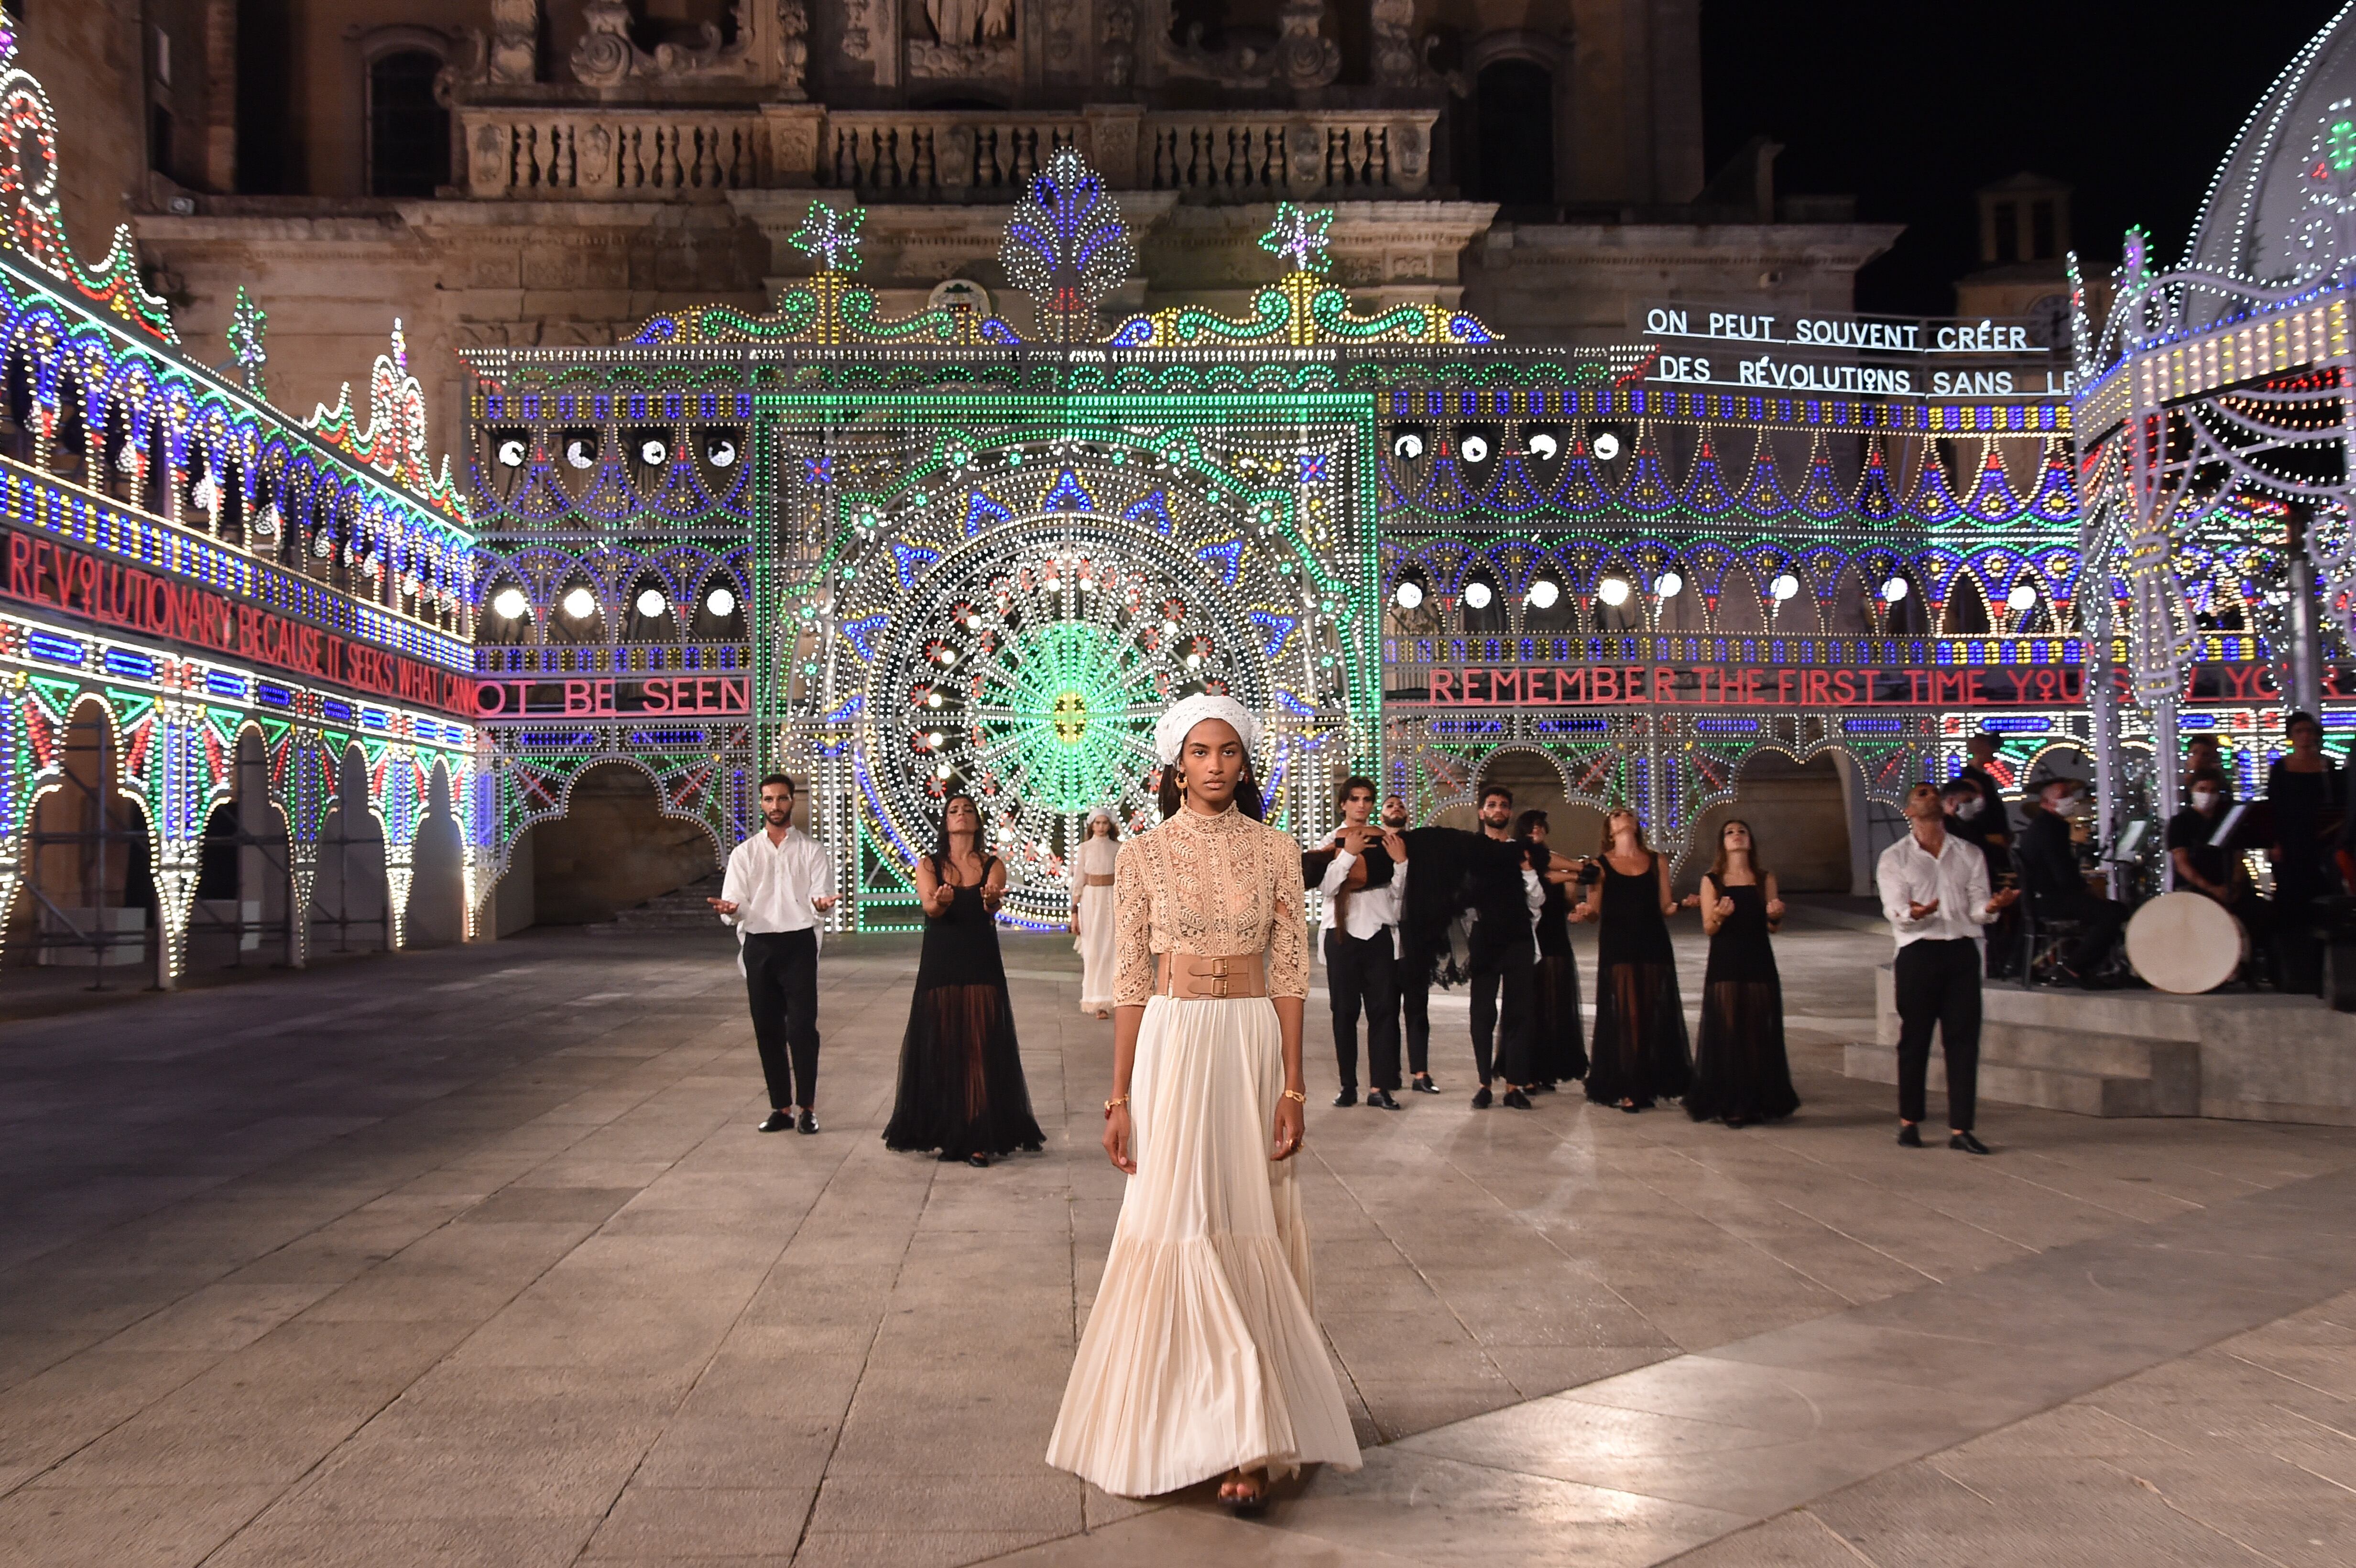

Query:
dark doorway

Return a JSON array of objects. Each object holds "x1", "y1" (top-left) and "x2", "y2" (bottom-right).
[
  {"x1": 367, "y1": 50, "x2": 449, "y2": 198},
  {"x1": 1475, "y1": 59, "x2": 1555, "y2": 209}
]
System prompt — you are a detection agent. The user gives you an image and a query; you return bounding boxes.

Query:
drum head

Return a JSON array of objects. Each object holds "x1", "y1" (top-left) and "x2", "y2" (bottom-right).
[{"x1": 2125, "y1": 892, "x2": 2247, "y2": 994}]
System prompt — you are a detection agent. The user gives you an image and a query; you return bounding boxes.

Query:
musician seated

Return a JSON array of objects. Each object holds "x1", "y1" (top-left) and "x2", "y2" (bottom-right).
[
  {"x1": 2168, "y1": 766, "x2": 2272, "y2": 929},
  {"x1": 2020, "y1": 776, "x2": 2128, "y2": 983},
  {"x1": 1941, "y1": 777, "x2": 2006, "y2": 877}
]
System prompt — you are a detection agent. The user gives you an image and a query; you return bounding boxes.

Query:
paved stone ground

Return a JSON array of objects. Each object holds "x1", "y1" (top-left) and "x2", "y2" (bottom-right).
[{"x1": 1, "y1": 913, "x2": 2352, "y2": 1566}]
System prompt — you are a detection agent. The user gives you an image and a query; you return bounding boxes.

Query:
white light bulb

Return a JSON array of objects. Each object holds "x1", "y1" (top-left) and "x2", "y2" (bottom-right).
[
  {"x1": 1393, "y1": 431, "x2": 1425, "y2": 460},
  {"x1": 1882, "y1": 577, "x2": 1910, "y2": 603},
  {"x1": 938, "y1": 648, "x2": 958, "y2": 666},
  {"x1": 1394, "y1": 581, "x2": 1425, "y2": 610},
  {"x1": 707, "y1": 438, "x2": 737, "y2": 468},
  {"x1": 1162, "y1": 619, "x2": 1179, "y2": 635},
  {"x1": 1656, "y1": 572, "x2": 1684, "y2": 598},
  {"x1": 1528, "y1": 579, "x2": 1563, "y2": 609},
  {"x1": 639, "y1": 438, "x2": 668, "y2": 466},
  {"x1": 1527, "y1": 432, "x2": 1560, "y2": 460},
  {"x1": 928, "y1": 732, "x2": 946, "y2": 749},
  {"x1": 936, "y1": 762, "x2": 954, "y2": 779},
  {"x1": 1464, "y1": 581, "x2": 1494, "y2": 610},
  {"x1": 1592, "y1": 432, "x2": 1621, "y2": 462},
  {"x1": 492, "y1": 587, "x2": 530, "y2": 620},
  {"x1": 496, "y1": 438, "x2": 527, "y2": 468},
  {"x1": 1596, "y1": 577, "x2": 1630, "y2": 607},
  {"x1": 705, "y1": 587, "x2": 737, "y2": 618},
  {"x1": 1461, "y1": 434, "x2": 1490, "y2": 464},
  {"x1": 2007, "y1": 583, "x2": 2037, "y2": 611},
  {"x1": 565, "y1": 439, "x2": 595, "y2": 469},
  {"x1": 562, "y1": 587, "x2": 597, "y2": 620},
  {"x1": 1770, "y1": 574, "x2": 1800, "y2": 601},
  {"x1": 635, "y1": 588, "x2": 667, "y2": 619},
  {"x1": 926, "y1": 692, "x2": 942, "y2": 707}
]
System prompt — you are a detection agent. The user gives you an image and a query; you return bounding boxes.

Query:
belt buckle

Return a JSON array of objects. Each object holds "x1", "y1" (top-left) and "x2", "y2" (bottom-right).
[{"x1": 1207, "y1": 955, "x2": 1230, "y2": 998}]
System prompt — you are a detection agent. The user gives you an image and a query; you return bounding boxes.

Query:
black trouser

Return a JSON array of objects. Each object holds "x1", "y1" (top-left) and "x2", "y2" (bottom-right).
[
  {"x1": 1471, "y1": 956, "x2": 1537, "y2": 1087},
  {"x1": 2041, "y1": 891, "x2": 2128, "y2": 976},
  {"x1": 1400, "y1": 956, "x2": 1431, "y2": 1077},
  {"x1": 1894, "y1": 936, "x2": 1980, "y2": 1132},
  {"x1": 1325, "y1": 929, "x2": 1401, "y2": 1092},
  {"x1": 742, "y1": 928, "x2": 821, "y2": 1110}
]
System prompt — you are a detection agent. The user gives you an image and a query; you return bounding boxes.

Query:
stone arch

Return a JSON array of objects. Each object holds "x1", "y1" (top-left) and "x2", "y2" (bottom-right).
[
  {"x1": 1679, "y1": 747, "x2": 1855, "y2": 894},
  {"x1": 523, "y1": 758, "x2": 726, "y2": 927},
  {"x1": 313, "y1": 743, "x2": 391, "y2": 954},
  {"x1": 1438, "y1": 746, "x2": 1570, "y2": 833},
  {"x1": 1716, "y1": 563, "x2": 1767, "y2": 634},
  {"x1": 16, "y1": 695, "x2": 155, "y2": 974},
  {"x1": 406, "y1": 760, "x2": 467, "y2": 947},
  {"x1": 185, "y1": 725, "x2": 295, "y2": 971}
]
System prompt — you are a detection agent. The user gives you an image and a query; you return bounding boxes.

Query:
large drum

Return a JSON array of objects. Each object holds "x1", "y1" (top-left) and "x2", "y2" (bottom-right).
[{"x1": 2125, "y1": 891, "x2": 2249, "y2": 994}]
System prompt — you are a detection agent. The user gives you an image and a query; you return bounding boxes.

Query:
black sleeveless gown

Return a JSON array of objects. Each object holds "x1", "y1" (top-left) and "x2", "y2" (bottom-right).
[
  {"x1": 1685, "y1": 882, "x2": 1800, "y2": 1125},
  {"x1": 883, "y1": 855, "x2": 1045, "y2": 1160},
  {"x1": 1529, "y1": 849, "x2": 1588, "y2": 1085},
  {"x1": 1585, "y1": 853, "x2": 1691, "y2": 1109}
]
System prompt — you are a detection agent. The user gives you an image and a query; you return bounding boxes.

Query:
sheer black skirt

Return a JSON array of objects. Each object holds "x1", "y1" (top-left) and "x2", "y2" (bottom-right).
[
  {"x1": 1686, "y1": 979, "x2": 1800, "y2": 1124},
  {"x1": 883, "y1": 982, "x2": 1045, "y2": 1159},
  {"x1": 1584, "y1": 962, "x2": 1691, "y2": 1107},
  {"x1": 1533, "y1": 953, "x2": 1588, "y2": 1084}
]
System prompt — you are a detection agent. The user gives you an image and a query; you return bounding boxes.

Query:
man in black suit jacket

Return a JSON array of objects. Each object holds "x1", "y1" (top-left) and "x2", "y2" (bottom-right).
[{"x1": 2019, "y1": 776, "x2": 2126, "y2": 982}]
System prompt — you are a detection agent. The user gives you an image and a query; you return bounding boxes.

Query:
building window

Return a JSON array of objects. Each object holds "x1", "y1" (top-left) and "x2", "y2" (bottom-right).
[
  {"x1": 367, "y1": 50, "x2": 449, "y2": 198},
  {"x1": 1474, "y1": 60, "x2": 1555, "y2": 209},
  {"x1": 1994, "y1": 202, "x2": 2018, "y2": 263}
]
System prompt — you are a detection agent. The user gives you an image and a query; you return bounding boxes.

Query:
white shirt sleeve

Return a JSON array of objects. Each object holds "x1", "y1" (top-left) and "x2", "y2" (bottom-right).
[
  {"x1": 1318, "y1": 850, "x2": 1358, "y2": 896},
  {"x1": 1879, "y1": 843, "x2": 1930, "y2": 932},
  {"x1": 718, "y1": 842, "x2": 747, "y2": 926}
]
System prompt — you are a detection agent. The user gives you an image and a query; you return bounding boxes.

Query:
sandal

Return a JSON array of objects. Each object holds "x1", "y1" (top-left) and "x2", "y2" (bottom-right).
[
  {"x1": 967, "y1": 1153, "x2": 991, "y2": 1168},
  {"x1": 1217, "y1": 1468, "x2": 1268, "y2": 1516}
]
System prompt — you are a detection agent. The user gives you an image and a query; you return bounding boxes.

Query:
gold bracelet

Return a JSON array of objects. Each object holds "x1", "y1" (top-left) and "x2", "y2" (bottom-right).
[
  {"x1": 1280, "y1": 1088, "x2": 1307, "y2": 1104},
  {"x1": 1103, "y1": 1095, "x2": 1130, "y2": 1115}
]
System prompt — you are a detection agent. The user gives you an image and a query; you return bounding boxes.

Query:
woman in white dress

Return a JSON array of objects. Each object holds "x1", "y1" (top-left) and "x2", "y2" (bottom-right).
[
  {"x1": 1046, "y1": 696, "x2": 1361, "y2": 1510},
  {"x1": 1072, "y1": 806, "x2": 1121, "y2": 1018}
]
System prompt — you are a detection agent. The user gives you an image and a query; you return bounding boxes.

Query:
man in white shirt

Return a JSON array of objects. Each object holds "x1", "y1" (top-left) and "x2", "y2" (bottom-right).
[
  {"x1": 709, "y1": 774, "x2": 838, "y2": 1134},
  {"x1": 1314, "y1": 776, "x2": 1409, "y2": 1110},
  {"x1": 1877, "y1": 782, "x2": 2019, "y2": 1154}
]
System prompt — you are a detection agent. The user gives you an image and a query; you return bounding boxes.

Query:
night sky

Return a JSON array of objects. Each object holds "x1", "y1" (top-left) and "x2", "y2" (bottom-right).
[{"x1": 1699, "y1": 1, "x2": 2346, "y2": 316}]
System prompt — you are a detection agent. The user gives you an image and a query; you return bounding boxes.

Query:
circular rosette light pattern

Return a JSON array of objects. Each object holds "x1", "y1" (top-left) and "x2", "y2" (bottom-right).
[{"x1": 877, "y1": 521, "x2": 1270, "y2": 925}]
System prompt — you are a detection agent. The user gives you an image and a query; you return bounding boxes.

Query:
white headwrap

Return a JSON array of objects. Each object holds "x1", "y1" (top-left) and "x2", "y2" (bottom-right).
[
  {"x1": 1084, "y1": 805, "x2": 1117, "y2": 829},
  {"x1": 1153, "y1": 693, "x2": 1261, "y2": 766}
]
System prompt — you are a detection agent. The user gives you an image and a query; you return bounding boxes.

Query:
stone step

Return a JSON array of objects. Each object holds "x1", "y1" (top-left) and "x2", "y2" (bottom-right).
[
  {"x1": 1844, "y1": 1042, "x2": 2169, "y2": 1118},
  {"x1": 582, "y1": 876, "x2": 727, "y2": 937},
  {"x1": 1976, "y1": 1020, "x2": 2202, "y2": 1088}
]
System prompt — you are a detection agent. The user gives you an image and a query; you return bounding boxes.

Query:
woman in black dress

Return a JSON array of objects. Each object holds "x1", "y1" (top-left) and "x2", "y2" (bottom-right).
[
  {"x1": 1577, "y1": 807, "x2": 1692, "y2": 1111},
  {"x1": 883, "y1": 793, "x2": 1045, "y2": 1166},
  {"x1": 1685, "y1": 819, "x2": 1800, "y2": 1127},
  {"x1": 1514, "y1": 809, "x2": 1588, "y2": 1089},
  {"x1": 2267, "y1": 710, "x2": 2342, "y2": 995}
]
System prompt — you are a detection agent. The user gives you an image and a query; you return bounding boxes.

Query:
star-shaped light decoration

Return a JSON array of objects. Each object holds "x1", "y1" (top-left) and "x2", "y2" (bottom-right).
[
  {"x1": 227, "y1": 285, "x2": 268, "y2": 393},
  {"x1": 788, "y1": 200, "x2": 867, "y2": 274},
  {"x1": 1258, "y1": 202, "x2": 1333, "y2": 274}
]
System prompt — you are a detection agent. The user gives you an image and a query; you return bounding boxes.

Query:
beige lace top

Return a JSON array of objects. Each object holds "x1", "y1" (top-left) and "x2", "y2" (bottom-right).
[{"x1": 1112, "y1": 805, "x2": 1309, "y2": 1005}]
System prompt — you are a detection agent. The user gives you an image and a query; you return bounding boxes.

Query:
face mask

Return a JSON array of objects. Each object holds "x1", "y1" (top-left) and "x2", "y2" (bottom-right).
[
  {"x1": 1952, "y1": 798, "x2": 1981, "y2": 820},
  {"x1": 2052, "y1": 793, "x2": 2081, "y2": 815},
  {"x1": 2192, "y1": 790, "x2": 2218, "y2": 810}
]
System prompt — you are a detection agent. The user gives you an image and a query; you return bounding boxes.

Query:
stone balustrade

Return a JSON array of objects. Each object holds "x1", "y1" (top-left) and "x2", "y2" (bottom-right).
[{"x1": 457, "y1": 104, "x2": 1440, "y2": 202}]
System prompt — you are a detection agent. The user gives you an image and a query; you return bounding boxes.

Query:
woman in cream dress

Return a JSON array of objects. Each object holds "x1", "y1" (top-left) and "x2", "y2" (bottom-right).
[
  {"x1": 1046, "y1": 696, "x2": 1361, "y2": 1509},
  {"x1": 1071, "y1": 806, "x2": 1121, "y2": 1018}
]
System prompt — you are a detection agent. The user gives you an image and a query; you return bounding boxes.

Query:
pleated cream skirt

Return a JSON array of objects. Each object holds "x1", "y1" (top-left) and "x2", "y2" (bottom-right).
[
  {"x1": 1046, "y1": 993, "x2": 1362, "y2": 1497},
  {"x1": 1075, "y1": 885, "x2": 1117, "y2": 1013}
]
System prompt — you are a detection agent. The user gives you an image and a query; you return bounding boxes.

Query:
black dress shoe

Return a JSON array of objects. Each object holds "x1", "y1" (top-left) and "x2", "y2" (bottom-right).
[
  {"x1": 1897, "y1": 1123, "x2": 1922, "y2": 1148},
  {"x1": 758, "y1": 1110, "x2": 792, "y2": 1133},
  {"x1": 1409, "y1": 1075, "x2": 1440, "y2": 1094},
  {"x1": 1365, "y1": 1089, "x2": 1401, "y2": 1110},
  {"x1": 1502, "y1": 1088, "x2": 1534, "y2": 1110},
  {"x1": 1949, "y1": 1131, "x2": 1990, "y2": 1155},
  {"x1": 796, "y1": 1110, "x2": 820, "y2": 1135},
  {"x1": 1332, "y1": 1087, "x2": 1358, "y2": 1108},
  {"x1": 1471, "y1": 1084, "x2": 1493, "y2": 1109},
  {"x1": 1530, "y1": 1080, "x2": 1558, "y2": 1093}
]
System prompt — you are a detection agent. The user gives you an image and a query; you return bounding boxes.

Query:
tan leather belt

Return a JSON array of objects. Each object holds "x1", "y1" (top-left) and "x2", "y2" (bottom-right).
[
  {"x1": 1155, "y1": 952, "x2": 1267, "y2": 999},
  {"x1": 1081, "y1": 873, "x2": 1115, "y2": 887}
]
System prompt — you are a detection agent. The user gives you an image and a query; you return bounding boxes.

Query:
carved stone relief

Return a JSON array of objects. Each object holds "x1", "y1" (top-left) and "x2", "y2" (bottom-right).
[
  {"x1": 569, "y1": 0, "x2": 787, "y2": 86},
  {"x1": 1100, "y1": 0, "x2": 1136, "y2": 87},
  {"x1": 909, "y1": 0, "x2": 1017, "y2": 78}
]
